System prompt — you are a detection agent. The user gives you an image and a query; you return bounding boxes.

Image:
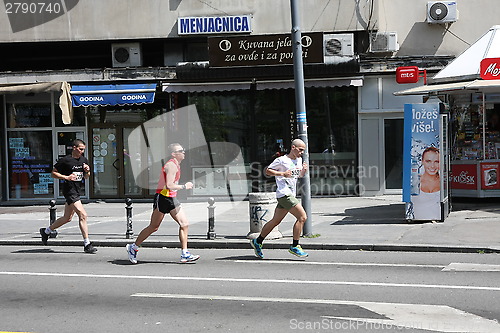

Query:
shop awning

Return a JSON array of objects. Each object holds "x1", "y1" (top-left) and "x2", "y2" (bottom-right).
[
  {"x1": 162, "y1": 81, "x2": 251, "y2": 93},
  {"x1": 394, "y1": 79, "x2": 500, "y2": 96},
  {"x1": 394, "y1": 81, "x2": 475, "y2": 96},
  {"x1": 255, "y1": 77, "x2": 363, "y2": 90},
  {"x1": 162, "y1": 77, "x2": 363, "y2": 93},
  {"x1": 70, "y1": 83, "x2": 156, "y2": 107}
]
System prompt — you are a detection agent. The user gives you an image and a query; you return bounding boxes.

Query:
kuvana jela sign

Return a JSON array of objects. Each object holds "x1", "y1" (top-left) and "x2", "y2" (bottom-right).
[
  {"x1": 208, "y1": 32, "x2": 323, "y2": 67},
  {"x1": 480, "y1": 58, "x2": 500, "y2": 80}
]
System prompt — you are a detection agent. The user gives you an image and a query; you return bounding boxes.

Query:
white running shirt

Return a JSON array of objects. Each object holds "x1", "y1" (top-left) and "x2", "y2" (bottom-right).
[{"x1": 268, "y1": 155, "x2": 303, "y2": 198}]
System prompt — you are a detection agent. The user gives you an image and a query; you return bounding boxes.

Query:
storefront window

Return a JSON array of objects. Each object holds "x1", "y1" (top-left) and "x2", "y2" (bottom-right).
[
  {"x1": 7, "y1": 103, "x2": 51, "y2": 128},
  {"x1": 188, "y1": 92, "x2": 252, "y2": 162},
  {"x1": 181, "y1": 85, "x2": 358, "y2": 196},
  {"x1": 305, "y1": 87, "x2": 358, "y2": 195},
  {"x1": 7, "y1": 131, "x2": 54, "y2": 199},
  {"x1": 254, "y1": 90, "x2": 291, "y2": 166},
  {"x1": 450, "y1": 94, "x2": 484, "y2": 160}
]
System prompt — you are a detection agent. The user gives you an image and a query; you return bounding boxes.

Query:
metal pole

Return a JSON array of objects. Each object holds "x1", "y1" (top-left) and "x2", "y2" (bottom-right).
[
  {"x1": 290, "y1": 0, "x2": 312, "y2": 236},
  {"x1": 207, "y1": 197, "x2": 216, "y2": 240},
  {"x1": 48, "y1": 199, "x2": 58, "y2": 238},
  {"x1": 125, "y1": 198, "x2": 133, "y2": 239}
]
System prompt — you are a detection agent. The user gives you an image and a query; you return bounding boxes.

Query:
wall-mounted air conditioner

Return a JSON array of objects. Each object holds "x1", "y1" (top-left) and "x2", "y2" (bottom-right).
[
  {"x1": 323, "y1": 33, "x2": 354, "y2": 63},
  {"x1": 111, "y1": 43, "x2": 142, "y2": 67},
  {"x1": 427, "y1": 1, "x2": 458, "y2": 24},
  {"x1": 369, "y1": 32, "x2": 399, "y2": 53}
]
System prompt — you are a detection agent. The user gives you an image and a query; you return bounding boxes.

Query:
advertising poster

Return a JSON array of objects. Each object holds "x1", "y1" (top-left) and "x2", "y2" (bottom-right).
[
  {"x1": 403, "y1": 103, "x2": 442, "y2": 221},
  {"x1": 480, "y1": 162, "x2": 500, "y2": 190}
]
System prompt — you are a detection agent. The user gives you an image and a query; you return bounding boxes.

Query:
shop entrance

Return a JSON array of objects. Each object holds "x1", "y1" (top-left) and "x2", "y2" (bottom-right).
[
  {"x1": 359, "y1": 113, "x2": 404, "y2": 195},
  {"x1": 89, "y1": 125, "x2": 147, "y2": 199}
]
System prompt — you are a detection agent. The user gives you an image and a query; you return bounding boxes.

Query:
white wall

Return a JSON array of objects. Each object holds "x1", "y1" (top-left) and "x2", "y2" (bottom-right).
[
  {"x1": 0, "y1": 0, "x2": 375, "y2": 42},
  {"x1": 378, "y1": 0, "x2": 500, "y2": 57}
]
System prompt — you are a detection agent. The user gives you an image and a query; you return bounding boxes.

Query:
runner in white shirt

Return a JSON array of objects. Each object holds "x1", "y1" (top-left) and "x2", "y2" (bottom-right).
[{"x1": 251, "y1": 139, "x2": 309, "y2": 259}]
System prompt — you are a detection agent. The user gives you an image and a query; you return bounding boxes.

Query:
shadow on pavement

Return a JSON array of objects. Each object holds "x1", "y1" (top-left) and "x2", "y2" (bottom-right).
[
  {"x1": 327, "y1": 204, "x2": 409, "y2": 225},
  {"x1": 450, "y1": 197, "x2": 500, "y2": 213},
  {"x1": 12, "y1": 248, "x2": 81, "y2": 254},
  {"x1": 109, "y1": 259, "x2": 179, "y2": 266}
]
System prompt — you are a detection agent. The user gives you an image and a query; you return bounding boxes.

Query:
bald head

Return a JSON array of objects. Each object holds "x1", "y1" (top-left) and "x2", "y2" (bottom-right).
[{"x1": 291, "y1": 139, "x2": 305, "y2": 148}]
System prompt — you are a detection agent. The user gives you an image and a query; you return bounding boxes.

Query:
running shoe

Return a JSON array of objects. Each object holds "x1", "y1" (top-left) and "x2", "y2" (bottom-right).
[
  {"x1": 289, "y1": 245, "x2": 308, "y2": 258},
  {"x1": 180, "y1": 252, "x2": 200, "y2": 263},
  {"x1": 84, "y1": 243, "x2": 98, "y2": 254},
  {"x1": 39, "y1": 228, "x2": 49, "y2": 246},
  {"x1": 126, "y1": 244, "x2": 138, "y2": 264},
  {"x1": 250, "y1": 238, "x2": 264, "y2": 259}
]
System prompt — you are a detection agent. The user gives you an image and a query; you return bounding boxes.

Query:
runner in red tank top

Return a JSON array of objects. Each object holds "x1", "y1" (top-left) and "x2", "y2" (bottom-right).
[
  {"x1": 126, "y1": 143, "x2": 200, "y2": 264},
  {"x1": 156, "y1": 158, "x2": 181, "y2": 197}
]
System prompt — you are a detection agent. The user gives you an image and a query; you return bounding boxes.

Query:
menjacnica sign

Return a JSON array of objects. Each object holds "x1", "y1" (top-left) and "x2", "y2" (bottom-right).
[{"x1": 208, "y1": 32, "x2": 324, "y2": 67}]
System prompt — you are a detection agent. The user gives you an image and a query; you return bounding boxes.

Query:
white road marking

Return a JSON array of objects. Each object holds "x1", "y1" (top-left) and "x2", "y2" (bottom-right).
[
  {"x1": 131, "y1": 293, "x2": 500, "y2": 333},
  {"x1": 442, "y1": 263, "x2": 500, "y2": 272},
  {"x1": 323, "y1": 303, "x2": 500, "y2": 333},
  {"x1": 0, "y1": 271, "x2": 499, "y2": 291},
  {"x1": 235, "y1": 260, "x2": 445, "y2": 269}
]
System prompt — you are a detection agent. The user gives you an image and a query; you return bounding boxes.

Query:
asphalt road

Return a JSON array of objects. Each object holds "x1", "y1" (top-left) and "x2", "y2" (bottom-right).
[{"x1": 1, "y1": 247, "x2": 499, "y2": 333}]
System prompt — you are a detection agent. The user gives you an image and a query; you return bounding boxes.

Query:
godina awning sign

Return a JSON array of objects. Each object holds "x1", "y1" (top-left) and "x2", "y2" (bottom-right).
[
  {"x1": 208, "y1": 32, "x2": 324, "y2": 67},
  {"x1": 178, "y1": 15, "x2": 252, "y2": 35}
]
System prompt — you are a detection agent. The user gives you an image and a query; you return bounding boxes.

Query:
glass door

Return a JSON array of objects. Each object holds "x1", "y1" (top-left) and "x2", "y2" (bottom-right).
[
  {"x1": 384, "y1": 118, "x2": 404, "y2": 191},
  {"x1": 123, "y1": 127, "x2": 146, "y2": 196},
  {"x1": 90, "y1": 125, "x2": 148, "y2": 198},
  {"x1": 91, "y1": 127, "x2": 120, "y2": 197}
]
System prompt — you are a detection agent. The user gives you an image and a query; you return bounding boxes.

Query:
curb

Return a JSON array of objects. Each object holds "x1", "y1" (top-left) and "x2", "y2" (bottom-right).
[{"x1": 1, "y1": 239, "x2": 499, "y2": 254}]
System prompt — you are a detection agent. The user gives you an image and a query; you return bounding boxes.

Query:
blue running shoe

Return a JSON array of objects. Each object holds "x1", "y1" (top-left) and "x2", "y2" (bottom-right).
[
  {"x1": 289, "y1": 245, "x2": 308, "y2": 258},
  {"x1": 250, "y1": 238, "x2": 264, "y2": 259},
  {"x1": 126, "y1": 244, "x2": 138, "y2": 264}
]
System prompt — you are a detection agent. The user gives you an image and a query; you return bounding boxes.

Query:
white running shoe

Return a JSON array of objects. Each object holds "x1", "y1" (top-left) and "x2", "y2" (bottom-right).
[
  {"x1": 126, "y1": 244, "x2": 138, "y2": 264},
  {"x1": 180, "y1": 252, "x2": 200, "y2": 263}
]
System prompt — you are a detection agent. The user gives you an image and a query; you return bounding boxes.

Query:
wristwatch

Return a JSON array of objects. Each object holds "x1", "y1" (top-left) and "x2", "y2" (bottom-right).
[{"x1": 181, "y1": 184, "x2": 186, "y2": 190}]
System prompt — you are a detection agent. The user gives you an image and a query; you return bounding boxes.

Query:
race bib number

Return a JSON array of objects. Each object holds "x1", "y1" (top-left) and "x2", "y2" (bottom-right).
[{"x1": 73, "y1": 172, "x2": 83, "y2": 181}]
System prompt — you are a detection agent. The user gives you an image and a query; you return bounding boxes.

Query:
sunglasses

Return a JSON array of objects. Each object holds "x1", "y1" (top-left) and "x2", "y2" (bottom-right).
[{"x1": 174, "y1": 149, "x2": 185, "y2": 153}]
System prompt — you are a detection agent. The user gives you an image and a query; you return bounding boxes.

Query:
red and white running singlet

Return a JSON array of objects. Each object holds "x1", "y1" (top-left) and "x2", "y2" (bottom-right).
[{"x1": 156, "y1": 159, "x2": 181, "y2": 197}]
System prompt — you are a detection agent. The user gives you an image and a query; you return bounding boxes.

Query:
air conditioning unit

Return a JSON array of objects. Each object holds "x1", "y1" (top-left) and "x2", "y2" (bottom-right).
[
  {"x1": 427, "y1": 1, "x2": 458, "y2": 24},
  {"x1": 111, "y1": 43, "x2": 142, "y2": 67},
  {"x1": 323, "y1": 33, "x2": 354, "y2": 63},
  {"x1": 369, "y1": 32, "x2": 399, "y2": 53}
]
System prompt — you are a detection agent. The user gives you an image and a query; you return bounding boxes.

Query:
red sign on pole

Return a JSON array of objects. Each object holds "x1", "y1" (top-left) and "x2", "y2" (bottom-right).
[
  {"x1": 396, "y1": 66, "x2": 420, "y2": 84},
  {"x1": 480, "y1": 58, "x2": 500, "y2": 80}
]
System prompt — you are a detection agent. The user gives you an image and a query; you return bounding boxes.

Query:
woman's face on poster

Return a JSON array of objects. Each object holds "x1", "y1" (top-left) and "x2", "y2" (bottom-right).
[{"x1": 422, "y1": 151, "x2": 439, "y2": 176}]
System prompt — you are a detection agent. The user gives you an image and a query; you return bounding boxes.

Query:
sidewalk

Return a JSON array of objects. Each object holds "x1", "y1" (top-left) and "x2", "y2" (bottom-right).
[{"x1": 1, "y1": 195, "x2": 499, "y2": 253}]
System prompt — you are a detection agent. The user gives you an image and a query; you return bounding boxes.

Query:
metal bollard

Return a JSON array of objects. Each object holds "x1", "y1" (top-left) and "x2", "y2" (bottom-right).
[
  {"x1": 48, "y1": 200, "x2": 58, "y2": 238},
  {"x1": 207, "y1": 197, "x2": 216, "y2": 240},
  {"x1": 125, "y1": 198, "x2": 133, "y2": 239}
]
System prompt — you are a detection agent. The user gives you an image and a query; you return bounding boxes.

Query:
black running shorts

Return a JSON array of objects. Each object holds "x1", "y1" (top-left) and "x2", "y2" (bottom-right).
[
  {"x1": 64, "y1": 190, "x2": 81, "y2": 205},
  {"x1": 153, "y1": 193, "x2": 180, "y2": 214}
]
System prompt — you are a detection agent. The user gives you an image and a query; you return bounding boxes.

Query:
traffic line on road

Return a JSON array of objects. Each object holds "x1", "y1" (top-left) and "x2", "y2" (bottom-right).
[
  {"x1": 1, "y1": 271, "x2": 500, "y2": 291},
  {"x1": 235, "y1": 260, "x2": 445, "y2": 269},
  {"x1": 131, "y1": 293, "x2": 500, "y2": 333},
  {"x1": 442, "y1": 263, "x2": 500, "y2": 272}
]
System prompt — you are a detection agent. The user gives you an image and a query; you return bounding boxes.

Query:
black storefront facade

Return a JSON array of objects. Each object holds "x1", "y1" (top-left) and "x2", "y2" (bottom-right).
[{"x1": 0, "y1": 31, "x2": 364, "y2": 204}]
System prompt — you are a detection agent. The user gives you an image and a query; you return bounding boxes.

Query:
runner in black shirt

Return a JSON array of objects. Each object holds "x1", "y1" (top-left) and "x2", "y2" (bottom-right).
[{"x1": 39, "y1": 139, "x2": 97, "y2": 253}]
